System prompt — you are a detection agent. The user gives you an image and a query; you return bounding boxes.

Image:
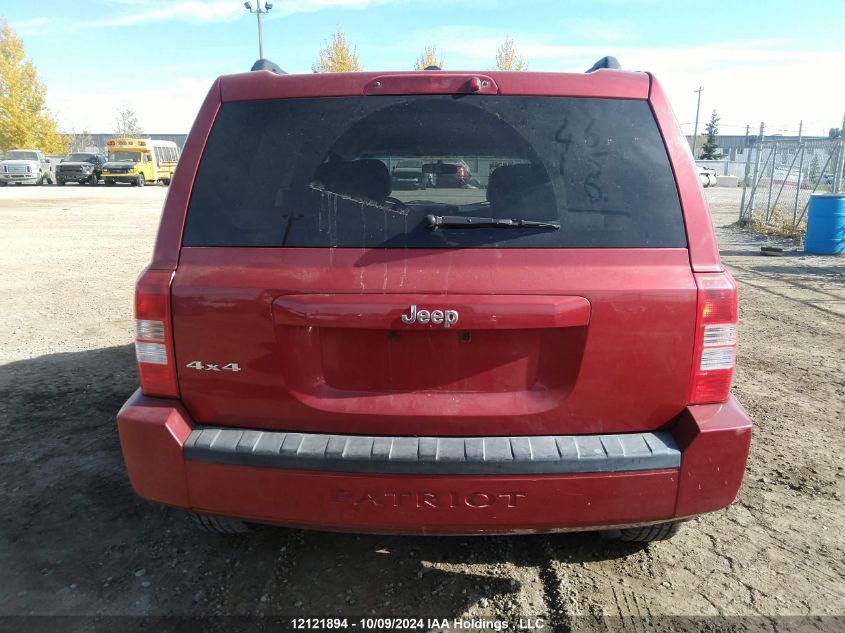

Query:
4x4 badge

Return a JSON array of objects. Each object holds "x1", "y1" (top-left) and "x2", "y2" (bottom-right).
[
  {"x1": 186, "y1": 361, "x2": 241, "y2": 372},
  {"x1": 400, "y1": 304, "x2": 459, "y2": 328}
]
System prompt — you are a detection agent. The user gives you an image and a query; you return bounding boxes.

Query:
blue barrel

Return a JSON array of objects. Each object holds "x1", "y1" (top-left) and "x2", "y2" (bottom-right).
[{"x1": 805, "y1": 193, "x2": 845, "y2": 254}]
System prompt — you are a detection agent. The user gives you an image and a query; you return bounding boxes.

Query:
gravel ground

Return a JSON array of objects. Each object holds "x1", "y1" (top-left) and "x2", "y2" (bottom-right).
[{"x1": 0, "y1": 185, "x2": 842, "y2": 631}]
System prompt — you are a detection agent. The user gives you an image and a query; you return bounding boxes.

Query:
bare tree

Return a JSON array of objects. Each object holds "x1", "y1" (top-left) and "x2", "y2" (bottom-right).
[
  {"x1": 114, "y1": 108, "x2": 144, "y2": 137},
  {"x1": 68, "y1": 130, "x2": 94, "y2": 153},
  {"x1": 414, "y1": 44, "x2": 443, "y2": 70},
  {"x1": 312, "y1": 28, "x2": 362, "y2": 73},
  {"x1": 495, "y1": 37, "x2": 528, "y2": 71}
]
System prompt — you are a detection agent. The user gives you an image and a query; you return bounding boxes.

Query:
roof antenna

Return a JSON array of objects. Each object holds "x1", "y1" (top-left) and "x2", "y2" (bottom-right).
[
  {"x1": 586, "y1": 56, "x2": 621, "y2": 73},
  {"x1": 251, "y1": 58, "x2": 287, "y2": 74}
]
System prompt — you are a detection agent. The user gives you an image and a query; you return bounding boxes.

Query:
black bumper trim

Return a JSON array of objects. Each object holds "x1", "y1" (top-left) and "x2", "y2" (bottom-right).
[{"x1": 184, "y1": 427, "x2": 680, "y2": 475}]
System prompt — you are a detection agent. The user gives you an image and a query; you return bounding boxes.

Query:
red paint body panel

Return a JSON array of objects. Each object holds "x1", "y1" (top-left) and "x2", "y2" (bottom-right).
[
  {"x1": 116, "y1": 394, "x2": 191, "y2": 506},
  {"x1": 220, "y1": 69, "x2": 650, "y2": 102},
  {"x1": 648, "y1": 74, "x2": 722, "y2": 272},
  {"x1": 272, "y1": 294, "x2": 591, "y2": 330},
  {"x1": 186, "y1": 465, "x2": 677, "y2": 535},
  {"x1": 171, "y1": 248, "x2": 696, "y2": 435},
  {"x1": 116, "y1": 390, "x2": 750, "y2": 534},
  {"x1": 150, "y1": 79, "x2": 221, "y2": 270},
  {"x1": 674, "y1": 396, "x2": 752, "y2": 516}
]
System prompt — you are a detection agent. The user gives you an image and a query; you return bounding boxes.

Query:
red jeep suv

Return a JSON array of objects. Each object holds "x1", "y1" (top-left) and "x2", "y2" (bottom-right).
[{"x1": 117, "y1": 61, "x2": 752, "y2": 540}]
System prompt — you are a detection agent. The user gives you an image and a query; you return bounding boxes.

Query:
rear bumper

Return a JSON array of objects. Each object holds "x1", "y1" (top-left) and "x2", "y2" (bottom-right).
[{"x1": 116, "y1": 391, "x2": 751, "y2": 534}]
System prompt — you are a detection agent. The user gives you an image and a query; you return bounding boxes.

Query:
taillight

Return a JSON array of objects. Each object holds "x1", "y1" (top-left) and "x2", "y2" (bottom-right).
[
  {"x1": 134, "y1": 269, "x2": 179, "y2": 398},
  {"x1": 688, "y1": 272, "x2": 738, "y2": 404}
]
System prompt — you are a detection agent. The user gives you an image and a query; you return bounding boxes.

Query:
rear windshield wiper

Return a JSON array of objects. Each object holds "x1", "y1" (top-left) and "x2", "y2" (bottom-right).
[{"x1": 425, "y1": 214, "x2": 560, "y2": 231}]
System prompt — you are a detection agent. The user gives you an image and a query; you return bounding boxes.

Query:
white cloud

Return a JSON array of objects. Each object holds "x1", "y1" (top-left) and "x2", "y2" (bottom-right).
[
  {"x1": 20, "y1": 0, "x2": 402, "y2": 32},
  {"x1": 272, "y1": 0, "x2": 400, "y2": 16},
  {"x1": 558, "y1": 17, "x2": 636, "y2": 44},
  {"x1": 402, "y1": 27, "x2": 845, "y2": 136},
  {"x1": 36, "y1": 10, "x2": 845, "y2": 138},
  {"x1": 113, "y1": 0, "x2": 394, "y2": 25},
  {"x1": 101, "y1": 2, "x2": 245, "y2": 27},
  {"x1": 49, "y1": 77, "x2": 214, "y2": 133},
  {"x1": 7, "y1": 17, "x2": 51, "y2": 36}
]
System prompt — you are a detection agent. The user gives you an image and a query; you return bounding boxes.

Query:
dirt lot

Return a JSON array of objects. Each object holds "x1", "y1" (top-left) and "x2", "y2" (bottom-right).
[{"x1": 0, "y1": 185, "x2": 843, "y2": 631}]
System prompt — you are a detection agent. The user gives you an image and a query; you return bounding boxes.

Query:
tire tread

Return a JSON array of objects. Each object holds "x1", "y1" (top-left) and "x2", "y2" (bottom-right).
[
  {"x1": 617, "y1": 522, "x2": 681, "y2": 542},
  {"x1": 188, "y1": 512, "x2": 249, "y2": 534}
]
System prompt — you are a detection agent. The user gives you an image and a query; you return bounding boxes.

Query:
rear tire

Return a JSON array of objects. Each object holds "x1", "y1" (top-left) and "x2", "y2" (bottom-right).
[
  {"x1": 188, "y1": 512, "x2": 249, "y2": 534},
  {"x1": 601, "y1": 522, "x2": 682, "y2": 543}
]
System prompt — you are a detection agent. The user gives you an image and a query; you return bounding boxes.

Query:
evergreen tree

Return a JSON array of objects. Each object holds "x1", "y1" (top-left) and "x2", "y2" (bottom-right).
[
  {"x1": 700, "y1": 110, "x2": 722, "y2": 160},
  {"x1": 808, "y1": 153, "x2": 821, "y2": 182}
]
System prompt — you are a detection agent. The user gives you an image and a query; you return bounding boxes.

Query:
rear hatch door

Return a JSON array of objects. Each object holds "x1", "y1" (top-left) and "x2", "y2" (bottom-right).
[{"x1": 172, "y1": 88, "x2": 696, "y2": 436}]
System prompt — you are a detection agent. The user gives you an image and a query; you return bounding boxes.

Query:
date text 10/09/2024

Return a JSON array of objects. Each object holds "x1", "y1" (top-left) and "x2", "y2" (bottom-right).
[
  {"x1": 290, "y1": 618, "x2": 546, "y2": 631},
  {"x1": 291, "y1": 618, "x2": 546, "y2": 630}
]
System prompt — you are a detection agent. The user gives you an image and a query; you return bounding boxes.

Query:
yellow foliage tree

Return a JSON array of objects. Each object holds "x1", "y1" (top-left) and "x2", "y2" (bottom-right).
[
  {"x1": 0, "y1": 19, "x2": 67, "y2": 153},
  {"x1": 312, "y1": 29, "x2": 362, "y2": 73},
  {"x1": 494, "y1": 37, "x2": 528, "y2": 71},
  {"x1": 414, "y1": 44, "x2": 443, "y2": 70}
]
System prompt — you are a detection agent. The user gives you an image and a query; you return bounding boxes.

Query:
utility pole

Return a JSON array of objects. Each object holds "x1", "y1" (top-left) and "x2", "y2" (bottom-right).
[
  {"x1": 747, "y1": 122, "x2": 766, "y2": 221},
  {"x1": 739, "y1": 124, "x2": 752, "y2": 222},
  {"x1": 691, "y1": 86, "x2": 704, "y2": 158},
  {"x1": 833, "y1": 112, "x2": 845, "y2": 193},
  {"x1": 244, "y1": 1, "x2": 273, "y2": 60},
  {"x1": 792, "y1": 120, "x2": 804, "y2": 224}
]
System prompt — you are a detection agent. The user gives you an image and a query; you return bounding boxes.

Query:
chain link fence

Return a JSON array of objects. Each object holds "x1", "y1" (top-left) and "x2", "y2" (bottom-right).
[{"x1": 738, "y1": 135, "x2": 845, "y2": 228}]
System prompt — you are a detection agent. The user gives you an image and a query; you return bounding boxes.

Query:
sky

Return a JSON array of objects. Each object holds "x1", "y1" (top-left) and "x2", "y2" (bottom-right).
[{"x1": 5, "y1": 0, "x2": 845, "y2": 137}]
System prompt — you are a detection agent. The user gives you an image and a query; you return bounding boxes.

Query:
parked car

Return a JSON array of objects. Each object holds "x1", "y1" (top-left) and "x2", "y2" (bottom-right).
[
  {"x1": 698, "y1": 166, "x2": 718, "y2": 188},
  {"x1": 424, "y1": 159, "x2": 472, "y2": 187},
  {"x1": 0, "y1": 149, "x2": 55, "y2": 186},
  {"x1": 117, "y1": 60, "x2": 751, "y2": 541},
  {"x1": 56, "y1": 152, "x2": 107, "y2": 186},
  {"x1": 391, "y1": 159, "x2": 430, "y2": 190}
]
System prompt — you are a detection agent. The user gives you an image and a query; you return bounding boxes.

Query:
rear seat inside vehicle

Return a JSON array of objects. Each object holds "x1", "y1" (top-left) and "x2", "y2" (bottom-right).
[
  {"x1": 313, "y1": 155, "x2": 392, "y2": 203},
  {"x1": 486, "y1": 163, "x2": 557, "y2": 220}
]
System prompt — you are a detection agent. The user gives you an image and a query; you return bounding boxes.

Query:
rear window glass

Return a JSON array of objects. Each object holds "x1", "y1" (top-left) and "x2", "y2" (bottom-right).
[{"x1": 183, "y1": 96, "x2": 686, "y2": 248}]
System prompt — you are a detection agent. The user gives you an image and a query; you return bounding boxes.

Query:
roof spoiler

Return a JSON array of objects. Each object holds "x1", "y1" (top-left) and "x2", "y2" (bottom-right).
[
  {"x1": 585, "y1": 56, "x2": 621, "y2": 73},
  {"x1": 251, "y1": 58, "x2": 287, "y2": 74}
]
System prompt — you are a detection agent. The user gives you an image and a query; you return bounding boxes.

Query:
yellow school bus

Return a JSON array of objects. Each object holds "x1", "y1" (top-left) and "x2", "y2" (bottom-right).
[{"x1": 101, "y1": 138, "x2": 180, "y2": 187}]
